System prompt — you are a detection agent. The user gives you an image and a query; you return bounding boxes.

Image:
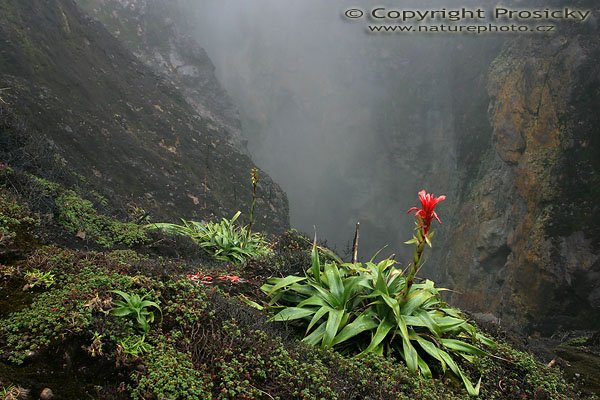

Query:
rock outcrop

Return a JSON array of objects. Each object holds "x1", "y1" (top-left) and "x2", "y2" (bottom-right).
[
  {"x1": 438, "y1": 26, "x2": 600, "y2": 333},
  {"x1": 76, "y1": 0, "x2": 245, "y2": 150}
]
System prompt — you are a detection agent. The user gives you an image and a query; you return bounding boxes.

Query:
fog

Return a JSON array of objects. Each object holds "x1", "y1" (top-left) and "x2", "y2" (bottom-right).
[{"x1": 181, "y1": 0, "x2": 504, "y2": 261}]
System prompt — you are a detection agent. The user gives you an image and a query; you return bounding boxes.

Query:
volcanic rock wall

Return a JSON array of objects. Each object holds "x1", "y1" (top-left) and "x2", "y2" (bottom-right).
[{"x1": 438, "y1": 27, "x2": 600, "y2": 333}]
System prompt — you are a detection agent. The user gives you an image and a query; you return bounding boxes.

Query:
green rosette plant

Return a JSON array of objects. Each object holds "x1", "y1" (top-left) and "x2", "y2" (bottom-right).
[
  {"x1": 262, "y1": 190, "x2": 494, "y2": 396},
  {"x1": 147, "y1": 168, "x2": 271, "y2": 263},
  {"x1": 111, "y1": 290, "x2": 162, "y2": 335},
  {"x1": 147, "y1": 211, "x2": 270, "y2": 263}
]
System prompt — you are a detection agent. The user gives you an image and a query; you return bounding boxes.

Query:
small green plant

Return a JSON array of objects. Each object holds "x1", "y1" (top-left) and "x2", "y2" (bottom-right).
[
  {"x1": 263, "y1": 190, "x2": 494, "y2": 396},
  {"x1": 111, "y1": 290, "x2": 162, "y2": 335},
  {"x1": 148, "y1": 211, "x2": 270, "y2": 263},
  {"x1": 0, "y1": 384, "x2": 29, "y2": 400},
  {"x1": 0, "y1": 266, "x2": 132, "y2": 365},
  {"x1": 148, "y1": 168, "x2": 270, "y2": 263},
  {"x1": 119, "y1": 334, "x2": 153, "y2": 357},
  {"x1": 23, "y1": 269, "x2": 55, "y2": 289},
  {"x1": 87, "y1": 331, "x2": 104, "y2": 357}
]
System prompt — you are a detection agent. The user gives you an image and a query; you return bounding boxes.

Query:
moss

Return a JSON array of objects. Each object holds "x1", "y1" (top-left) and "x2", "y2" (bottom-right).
[
  {"x1": 130, "y1": 339, "x2": 213, "y2": 400},
  {"x1": 0, "y1": 266, "x2": 135, "y2": 364},
  {"x1": 0, "y1": 188, "x2": 38, "y2": 252},
  {"x1": 106, "y1": 249, "x2": 147, "y2": 265},
  {"x1": 26, "y1": 174, "x2": 61, "y2": 196},
  {"x1": 56, "y1": 190, "x2": 147, "y2": 248},
  {"x1": 474, "y1": 341, "x2": 575, "y2": 399}
]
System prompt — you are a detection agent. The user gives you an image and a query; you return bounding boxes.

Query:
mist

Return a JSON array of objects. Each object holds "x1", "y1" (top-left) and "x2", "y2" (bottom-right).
[{"x1": 180, "y1": 0, "x2": 503, "y2": 261}]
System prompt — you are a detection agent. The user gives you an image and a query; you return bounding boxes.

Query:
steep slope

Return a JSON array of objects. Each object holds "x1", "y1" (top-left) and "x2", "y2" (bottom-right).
[
  {"x1": 76, "y1": 0, "x2": 245, "y2": 150},
  {"x1": 0, "y1": 0, "x2": 288, "y2": 232}
]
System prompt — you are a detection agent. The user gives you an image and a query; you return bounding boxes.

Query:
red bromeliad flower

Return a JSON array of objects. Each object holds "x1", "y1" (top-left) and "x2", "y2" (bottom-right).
[{"x1": 407, "y1": 189, "x2": 446, "y2": 236}]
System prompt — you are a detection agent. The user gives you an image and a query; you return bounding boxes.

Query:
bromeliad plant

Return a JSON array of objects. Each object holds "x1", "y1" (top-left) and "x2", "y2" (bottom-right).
[
  {"x1": 111, "y1": 290, "x2": 162, "y2": 335},
  {"x1": 148, "y1": 211, "x2": 270, "y2": 263},
  {"x1": 261, "y1": 190, "x2": 494, "y2": 396},
  {"x1": 147, "y1": 168, "x2": 271, "y2": 263}
]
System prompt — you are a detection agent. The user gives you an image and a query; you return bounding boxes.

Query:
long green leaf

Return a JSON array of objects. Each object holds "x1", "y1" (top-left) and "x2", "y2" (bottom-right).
[
  {"x1": 111, "y1": 290, "x2": 132, "y2": 302},
  {"x1": 111, "y1": 307, "x2": 134, "y2": 317},
  {"x1": 401, "y1": 289, "x2": 434, "y2": 315},
  {"x1": 438, "y1": 349, "x2": 480, "y2": 396},
  {"x1": 323, "y1": 309, "x2": 345, "y2": 348},
  {"x1": 140, "y1": 300, "x2": 160, "y2": 309},
  {"x1": 307, "y1": 282, "x2": 337, "y2": 307},
  {"x1": 307, "y1": 306, "x2": 331, "y2": 333},
  {"x1": 417, "y1": 353, "x2": 433, "y2": 379},
  {"x1": 302, "y1": 321, "x2": 326, "y2": 346},
  {"x1": 324, "y1": 263, "x2": 344, "y2": 304},
  {"x1": 266, "y1": 276, "x2": 307, "y2": 296},
  {"x1": 415, "y1": 309, "x2": 440, "y2": 336},
  {"x1": 297, "y1": 295, "x2": 327, "y2": 308},
  {"x1": 475, "y1": 332, "x2": 496, "y2": 348},
  {"x1": 361, "y1": 318, "x2": 394, "y2": 354},
  {"x1": 374, "y1": 264, "x2": 389, "y2": 295},
  {"x1": 435, "y1": 316, "x2": 467, "y2": 332},
  {"x1": 271, "y1": 307, "x2": 315, "y2": 322},
  {"x1": 440, "y1": 338, "x2": 487, "y2": 356},
  {"x1": 342, "y1": 276, "x2": 367, "y2": 304},
  {"x1": 415, "y1": 335, "x2": 446, "y2": 371},
  {"x1": 397, "y1": 316, "x2": 418, "y2": 372},
  {"x1": 332, "y1": 312, "x2": 378, "y2": 346},
  {"x1": 381, "y1": 293, "x2": 400, "y2": 319}
]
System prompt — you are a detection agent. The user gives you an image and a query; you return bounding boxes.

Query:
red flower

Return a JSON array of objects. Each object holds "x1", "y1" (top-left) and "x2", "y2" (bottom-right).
[
  {"x1": 187, "y1": 273, "x2": 213, "y2": 284},
  {"x1": 218, "y1": 275, "x2": 241, "y2": 283},
  {"x1": 407, "y1": 190, "x2": 446, "y2": 236}
]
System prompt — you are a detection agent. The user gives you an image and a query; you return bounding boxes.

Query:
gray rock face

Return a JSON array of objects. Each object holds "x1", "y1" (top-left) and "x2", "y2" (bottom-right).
[
  {"x1": 77, "y1": 0, "x2": 246, "y2": 150},
  {"x1": 438, "y1": 29, "x2": 600, "y2": 334},
  {"x1": 0, "y1": 0, "x2": 289, "y2": 233}
]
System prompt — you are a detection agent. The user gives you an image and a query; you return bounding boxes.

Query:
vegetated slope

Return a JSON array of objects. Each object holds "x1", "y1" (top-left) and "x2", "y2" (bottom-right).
[
  {"x1": 0, "y1": 168, "x2": 589, "y2": 399},
  {"x1": 0, "y1": 0, "x2": 288, "y2": 233}
]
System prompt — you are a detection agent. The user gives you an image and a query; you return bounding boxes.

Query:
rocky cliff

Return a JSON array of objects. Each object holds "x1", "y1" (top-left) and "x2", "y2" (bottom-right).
[
  {"x1": 76, "y1": 0, "x2": 245, "y2": 150},
  {"x1": 438, "y1": 24, "x2": 600, "y2": 333},
  {"x1": 0, "y1": 0, "x2": 289, "y2": 233}
]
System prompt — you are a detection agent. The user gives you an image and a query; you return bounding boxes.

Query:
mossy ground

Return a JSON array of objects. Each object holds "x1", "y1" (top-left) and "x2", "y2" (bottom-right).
[{"x1": 0, "y1": 169, "x2": 596, "y2": 399}]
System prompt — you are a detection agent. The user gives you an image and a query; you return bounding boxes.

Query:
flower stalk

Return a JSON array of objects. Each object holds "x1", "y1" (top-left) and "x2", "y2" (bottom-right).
[{"x1": 247, "y1": 167, "x2": 259, "y2": 244}]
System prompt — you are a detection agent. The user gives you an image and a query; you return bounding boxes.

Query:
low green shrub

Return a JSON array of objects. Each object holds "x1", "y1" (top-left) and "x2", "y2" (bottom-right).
[
  {"x1": 0, "y1": 267, "x2": 134, "y2": 364},
  {"x1": 56, "y1": 190, "x2": 147, "y2": 248},
  {"x1": 0, "y1": 188, "x2": 38, "y2": 250},
  {"x1": 130, "y1": 341, "x2": 212, "y2": 400}
]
